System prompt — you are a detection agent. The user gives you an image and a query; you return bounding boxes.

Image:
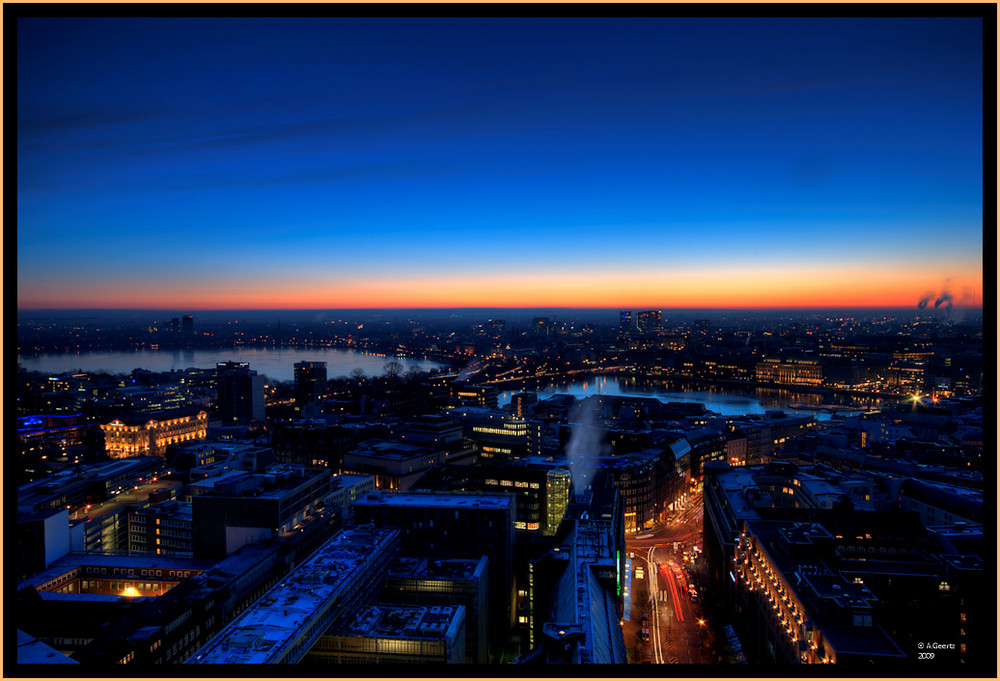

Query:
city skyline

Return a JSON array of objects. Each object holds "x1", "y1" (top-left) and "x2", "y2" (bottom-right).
[{"x1": 16, "y1": 14, "x2": 985, "y2": 311}]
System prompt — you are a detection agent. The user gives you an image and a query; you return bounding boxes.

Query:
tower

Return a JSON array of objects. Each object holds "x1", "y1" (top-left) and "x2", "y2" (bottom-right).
[
  {"x1": 216, "y1": 361, "x2": 265, "y2": 423},
  {"x1": 294, "y1": 361, "x2": 328, "y2": 407}
]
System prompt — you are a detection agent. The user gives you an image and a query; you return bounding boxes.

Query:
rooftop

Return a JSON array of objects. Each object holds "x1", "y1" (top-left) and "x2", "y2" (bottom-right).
[
  {"x1": 188, "y1": 526, "x2": 399, "y2": 664},
  {"x1": 355, "y1": 489, "x2": 512, "y2": 509},
  {"x1": 337, "y1": 604, "x2": 464, "y2": 639}
]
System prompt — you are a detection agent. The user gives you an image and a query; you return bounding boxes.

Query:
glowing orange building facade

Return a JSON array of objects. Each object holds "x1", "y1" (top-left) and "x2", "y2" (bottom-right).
[{"x1": 102, "y1": 410, "x2": 208, "y2": 459}]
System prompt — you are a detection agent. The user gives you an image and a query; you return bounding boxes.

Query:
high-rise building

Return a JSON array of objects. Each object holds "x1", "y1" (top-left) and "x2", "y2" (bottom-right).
[
  {"x1": 293, "y1": 361, "x2": 327, "y2": 406},
  {"x1": 619, "y1": 310, "x2": 633, "y2": 332},
  {"x1": 215, "y1": 362, "x2": 265, "y2": 423},
  {"x1": 637, "y1": 309, "x2": 661, "y2": 333},
  {"x1": 182, "y1": 315, "x2": 194, "y2": 337}
]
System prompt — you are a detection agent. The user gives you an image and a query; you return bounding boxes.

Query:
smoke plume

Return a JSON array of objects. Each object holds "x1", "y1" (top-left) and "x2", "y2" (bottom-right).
[{"x1": 566, "y1": 399, "x2": 605, "y2": 496}]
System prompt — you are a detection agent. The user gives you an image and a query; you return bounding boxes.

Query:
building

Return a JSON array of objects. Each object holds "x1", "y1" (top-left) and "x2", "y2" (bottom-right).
[
  {"x1": 191, "y1": 465, "x2": 333, "y2": 559},
  {"x1": 511, "y1": 392, "x2": 539, "y2": 418},
  {"x1": 325, "y1": 473, "x2": 377, "y2": 523},
  {"x1": 182, "y1": 315, "x2": 194, "y2": 337},
  {"x1": 476, "y1": 459, "x2": 571, "y2": 536},
  {"x1": 215, "y1": 361, "x2": 265, "y2": 424},
  {"x1": 380, "y1": 556, "x2": 490, "y2": 663},
  {"x1": 342, "y1": 440, "x2": 451, "y2": 491},
  {"x1": 604, "y1": 446, "x2": 679, "y2": 534},
  {"x1": 352, "y1": 490, "x2": 515, "y2": 660},
  {"x1": 756, "y1": 357, "x2": 824, "y2": 387},
  {"x1": 619, "y1": 310, "x2": 634, "y2": 333},
  {"x1": 128, "y1": 500, "x2": 194, "y2": 556},
  {"x1": 517, "y1": 469, "x2": 627, "y2": 664},
  {"x1": 726, "y1": 412, "x2": 818, "y2": 465},
  {"x1": 188, "y1": 526, "x2": 402, "y2": 664},
  {"x1": 17, "y1": 456, "x2": 165, "y2": 516},
  {"x1": 450, "y1": 383, "x2": 499, "y2": 410},
  {"x1": 101, "y1": 408, "x2": 208, "y2": 459},
  {"x1": 116, "y1": 385, "x2": 188, "y2": 413},
  {"x1": 636, "y1": 310, "x2": 661, "y2": 334},
  {"x1": 704, "y1": 461, "x2": 984, "y2": 665},
  {"x1": 734, "y1": 520, "x2": 906, "y2": 663},
  {"x1": 17, "y1": 413, "x2": 91, "y2": 458},
  {"x1": 455, "y1": 409, "x2": 542, "y2": 462},
  {"x1": 16, "y1": 508, "x2": 76, "y2": 581},
  {"x1": 294, "y1": 361, "x2": 328, "y2": 407},
  {"x1": 305, "y1": 604, "x2": 466, "y2": 664},
  {"x1": 17, "y1": 551, "x2": 214, "y2": 662}
]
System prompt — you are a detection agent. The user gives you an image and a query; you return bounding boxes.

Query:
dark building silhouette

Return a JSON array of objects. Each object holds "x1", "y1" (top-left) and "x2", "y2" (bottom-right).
[
  {"x1": 293, "y1": 361, "x2": 328, "y2": 407},
  {"x1": 215, "y1": 361, "x2": 265, "y2": 423}
]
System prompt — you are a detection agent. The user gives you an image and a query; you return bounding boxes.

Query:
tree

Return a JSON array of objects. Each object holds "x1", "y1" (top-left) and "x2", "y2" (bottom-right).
[
  {"x1": 383, "y1": 360, "x2": 403, "y2": 379},
  {"x1": 350, "y1": 367, "x2": 367, "y2": 382}
]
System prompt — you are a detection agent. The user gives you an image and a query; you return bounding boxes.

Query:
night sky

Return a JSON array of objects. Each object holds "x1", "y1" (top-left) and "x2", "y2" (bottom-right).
[{"x1": 16, "y1": 15, "x2": 985, "y2": 310}]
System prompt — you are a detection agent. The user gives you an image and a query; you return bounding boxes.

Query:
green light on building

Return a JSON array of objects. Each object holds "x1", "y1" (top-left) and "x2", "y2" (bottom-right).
[{"x1": 616, "y1": 549, "x2": 621, "y2": 596}]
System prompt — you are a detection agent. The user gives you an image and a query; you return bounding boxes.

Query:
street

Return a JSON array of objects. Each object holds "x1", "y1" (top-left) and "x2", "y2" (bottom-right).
[{"x1": 624, "y1": 490, "x2": 720, "y2": 664}]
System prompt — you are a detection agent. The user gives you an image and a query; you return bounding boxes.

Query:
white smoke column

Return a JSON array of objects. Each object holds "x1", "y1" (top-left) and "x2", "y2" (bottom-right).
[
  {"x1": 566, "y1": 399, "x2": 604, "y2": 497},
  {"x1": 455, "y1": 360, "x2": 481, "y2": 382}
]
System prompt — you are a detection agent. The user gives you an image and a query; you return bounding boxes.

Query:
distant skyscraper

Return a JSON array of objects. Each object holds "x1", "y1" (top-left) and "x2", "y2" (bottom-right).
[
  {"x1": 619, "y1": 310, "x2": 633, "y2": 332},
  {"x1": 182, "y1": 314, "x2": 194, "y2": 336},
  {"x1": 637, "y1": 309, "x2": 661, "y2": 333},
  {"x1": 216, "y1": 361, "x2": 265, "y2": 423},
  {"x1": 294, "y1": 361, "x2": 328, "y2": 406}
]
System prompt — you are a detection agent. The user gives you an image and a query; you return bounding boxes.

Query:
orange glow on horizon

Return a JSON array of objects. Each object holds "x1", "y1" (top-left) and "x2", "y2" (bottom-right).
[{"x1": 18, "y1": 264, "x2": 983, "y2": 311}]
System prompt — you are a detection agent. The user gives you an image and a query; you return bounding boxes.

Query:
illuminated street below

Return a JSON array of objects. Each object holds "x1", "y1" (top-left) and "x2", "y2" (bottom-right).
[{"x1": 624, "y1": 490, "x2": 720, "y2": 664}]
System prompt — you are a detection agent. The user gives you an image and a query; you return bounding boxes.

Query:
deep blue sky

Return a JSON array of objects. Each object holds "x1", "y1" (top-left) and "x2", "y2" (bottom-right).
[{"x1": 16, "y1": 16, "x2": 985, "y2": 309}]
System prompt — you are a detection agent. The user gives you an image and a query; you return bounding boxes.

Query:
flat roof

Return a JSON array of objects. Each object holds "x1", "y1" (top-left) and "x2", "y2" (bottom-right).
[
  {"x1": 355, "y1": 490, "x2": 512, "y2": 509},
  {"x1": 189, "y1": 526, "x2": 399, "y2": 664},
  {"x1": 18, "y1": 552, "x2": 214, "y2": 591},
  {"x1": 336, "y1": 604, "x2": 464, "y2": 639}
]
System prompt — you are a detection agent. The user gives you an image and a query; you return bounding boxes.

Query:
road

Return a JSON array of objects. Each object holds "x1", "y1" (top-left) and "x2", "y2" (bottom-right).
[{"x1": 625, "y1": 490, "x2": 718, "y2": 664}]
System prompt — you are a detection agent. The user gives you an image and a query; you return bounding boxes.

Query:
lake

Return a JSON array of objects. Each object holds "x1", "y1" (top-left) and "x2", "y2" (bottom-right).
[
  {"x1": 17, "y1": 347, "x2": 446, "y2": 383},
  {"x1": 499, "y1": 375, "x2": 875, "y2": 421}
]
